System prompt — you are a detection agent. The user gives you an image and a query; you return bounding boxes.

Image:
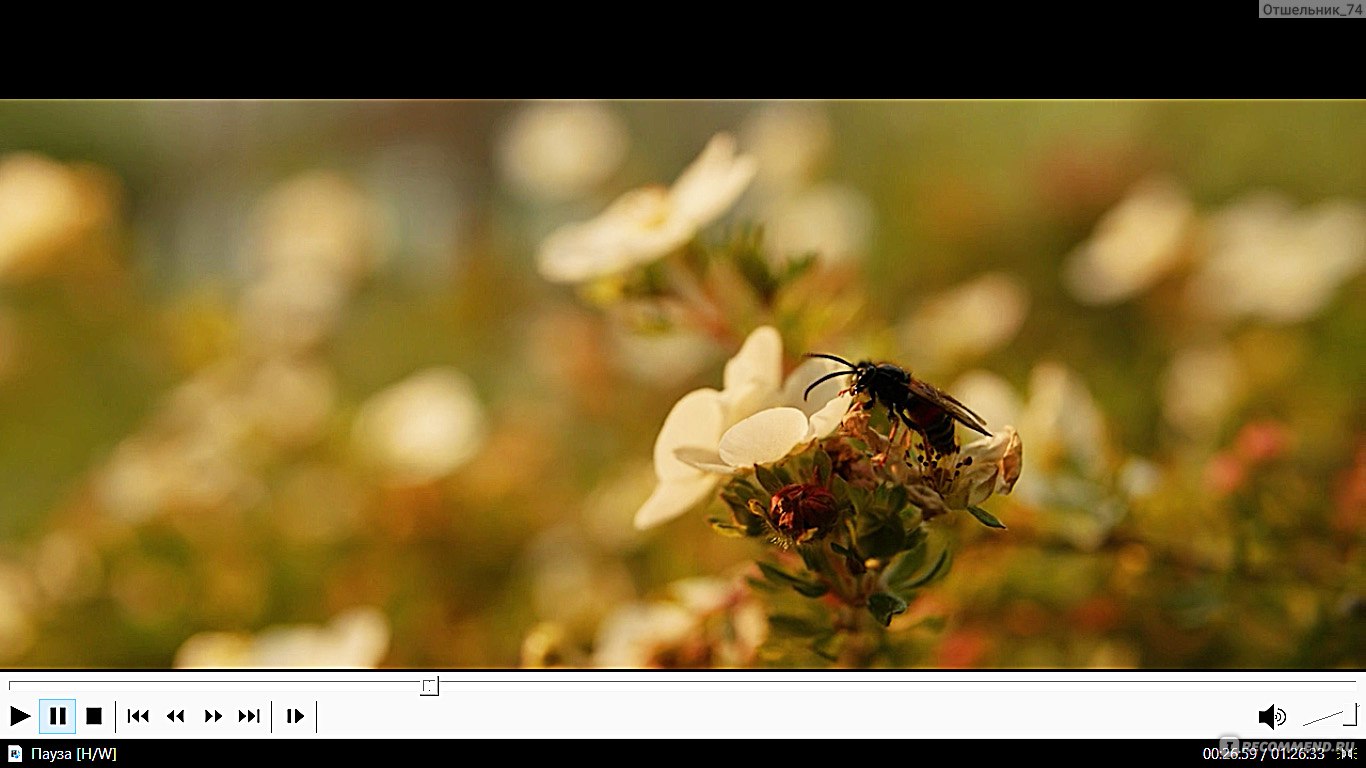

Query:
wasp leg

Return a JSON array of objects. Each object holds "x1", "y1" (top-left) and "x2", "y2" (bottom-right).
[{"x1": 873, "y1": 413, "x2": 901, "y2": 468}]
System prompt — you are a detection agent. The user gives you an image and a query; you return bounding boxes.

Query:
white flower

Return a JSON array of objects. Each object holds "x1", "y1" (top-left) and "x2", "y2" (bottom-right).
[
  {"x1": 901, "y1": 272, "x2": 1029, "y2": 374},
  {"x1": 591, "y1": 576, "x2": 766, "y2": 668},
  {"x1": 352, "y1": 367, "x2": 487, "y2": 484},
  {"x1": 1185, "y1": 192, "x2": 1366, "y2": 323},
  {"x1": 537, "y1": 133, "x2": 757, "y2": 283},
  {"x1": 933, "y1": 426, "x2": 1023, "y2": 510},
  {"x1": 951, "y1": 363, "x2": 1108, "y2": 504},
  {"x1": 592, "y1": 602, "x2": 697, "y2": 668},
  {"x1": 739, "y1": 103, "x2": 833, "y2": 194},
  {"x1": 244, "y1": 171, "x2": 380, "y2": 290},
  {"x1": 764, "y1": 182, "x2": 875, "y2": 266},
  {"x1": 1063, "y1": 176, "x2": 1194, "y2": 305},
  {"x1": 633, "y1": 326, "x2": 851, "y2": 529},
  {"x1": 497, "y1": 102, "x2": 629, "y2": 202},
  {"x1": 1161, "y1": 343, "x2": 1245, "y2": 440},
  {"x1": 237, "y1": 266, "x2": 349, "y2": 355},
  {"x1": 0, "y1": 153, "x2": 114, "y2": 282},
  {"x1": 174, "y1": 607, "x2": 389, "y2": 668}
]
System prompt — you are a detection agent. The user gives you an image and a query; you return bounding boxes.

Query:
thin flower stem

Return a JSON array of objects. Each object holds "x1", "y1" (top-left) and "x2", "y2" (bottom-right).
[{"x1": 661, "y1": 256, "x2": 741, "y2": 347}]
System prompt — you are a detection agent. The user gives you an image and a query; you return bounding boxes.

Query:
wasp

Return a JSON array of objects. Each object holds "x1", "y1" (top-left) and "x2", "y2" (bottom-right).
[{"x1": 802, "y1": 354, "x2": 991, "y2": 456}]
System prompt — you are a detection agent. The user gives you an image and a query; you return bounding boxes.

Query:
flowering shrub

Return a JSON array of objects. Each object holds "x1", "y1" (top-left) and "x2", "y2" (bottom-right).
[{"x1": 541, "y1": 134, "x2": 1025, "y2": 665}]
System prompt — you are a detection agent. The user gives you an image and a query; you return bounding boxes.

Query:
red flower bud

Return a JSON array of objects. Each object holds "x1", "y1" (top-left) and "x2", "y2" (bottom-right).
[{"x1": 767, "y1": 483, "x2": 839, "y2": 545}]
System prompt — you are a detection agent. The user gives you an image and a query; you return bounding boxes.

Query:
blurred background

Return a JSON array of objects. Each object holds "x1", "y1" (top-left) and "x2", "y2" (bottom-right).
[{"x1": 0, "y1": 100, "x2": 1360, "y2": 668}]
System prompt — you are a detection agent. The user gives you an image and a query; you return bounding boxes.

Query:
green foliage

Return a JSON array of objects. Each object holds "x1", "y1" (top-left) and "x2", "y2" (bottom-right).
[
  {"x1": 753, "y1": 465, "x2": 785, "y2": 496},
  {"x1": 966, "y1": 505, "x2": 1008, "y2": 530},
  {"x1": 867, "y1": 592, "x2": 909, "y2": 627},
  {"x1": 755, "y1": 561, "x2": 829, "y2": 598}
]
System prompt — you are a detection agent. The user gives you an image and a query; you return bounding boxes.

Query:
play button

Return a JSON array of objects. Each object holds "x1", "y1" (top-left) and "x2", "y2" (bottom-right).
[{"x1": 10, "y1": 706, "x2": 31, "y2": 726}]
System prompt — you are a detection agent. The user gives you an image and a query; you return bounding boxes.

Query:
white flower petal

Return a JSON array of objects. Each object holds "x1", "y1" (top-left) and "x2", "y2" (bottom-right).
[
  {"x1": 1063, "y1": 176, "x2": 1193, "y2": 305},
  {"x1": 673, "y1": 446, "x2": 734, "y2": 474},
  {"x1": 1159, "y1": 345, "x2": 1244, "y2": 440},
  {"x1": 902, "y1": 273, "x2": 1030, "y2": 372},
  {"x1": 1186, "y1": 193, "x2": 1366, "y2": 323},
  {"x1": 764, "y1": 183, "x2": 875, "y2": 266},
  {"x1": 633, "y1": 476, "x2": 719, "y2": 530},
  {"x1": 808, "y1": 394, "x2": 854, "y2": 438},
  {"x1": 670, "y1": 133, "x2": 758, "y2": 225},
  {"x1": 496, "y1": 102, "x2": 629, "y2": 202},
  {"x1": 351, "y1": 368, "x2": 486, "y2": 484},
  {"x1": 652, "y1": 388, "x2": 726, "y2": 481},
  {"x1": 718, "y1": 407, "x2": 813, "y2": 468},
  {"x1": 740, "y1": 104, "x2": 832, "y2": 193},
  {"x1": 780, "y1": 356, "x2": 849, "y2": 413},
  {"x1": 723, "y1": 325, "x2": 782, "y2": 395},
  {"x1": 950, "y1": 370, "x2": 1024, "y2": 434},
  {"x1": 536, "y1": 189, "x2": 695, "y2": 284},
  {"x1": 718, "y1": 378, "x2": 773, "y2": 424}
]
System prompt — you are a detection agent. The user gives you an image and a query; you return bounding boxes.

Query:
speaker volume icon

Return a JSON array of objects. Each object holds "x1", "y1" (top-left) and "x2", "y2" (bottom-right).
[{"x1": 1259, "y1": 704, "x2": 1287, "y2": 729}]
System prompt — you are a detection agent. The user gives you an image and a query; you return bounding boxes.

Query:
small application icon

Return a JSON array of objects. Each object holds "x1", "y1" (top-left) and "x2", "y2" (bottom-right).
[{"x1": 7, "y1": 745, "x2": 20, "y2": 763}]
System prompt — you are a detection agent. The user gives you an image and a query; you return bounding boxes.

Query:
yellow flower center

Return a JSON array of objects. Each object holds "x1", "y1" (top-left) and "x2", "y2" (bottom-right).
[{"x1": 613, "y1": 186, "x2": 674, "y2": 230}]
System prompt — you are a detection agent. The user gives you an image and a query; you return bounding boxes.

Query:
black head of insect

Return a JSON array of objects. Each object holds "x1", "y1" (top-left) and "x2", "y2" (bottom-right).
[{"x1": 801, "y1": 353, "x2": 910, "y2": 406}]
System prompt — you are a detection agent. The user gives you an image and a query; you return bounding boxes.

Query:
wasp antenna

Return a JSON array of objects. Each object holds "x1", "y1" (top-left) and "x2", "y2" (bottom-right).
[
  {"x1": 803, "y1": 352, "x2": 857, "y2": 369},
  {"x1": 803, "y1": 370, "x2": 852, "y2": 401}
]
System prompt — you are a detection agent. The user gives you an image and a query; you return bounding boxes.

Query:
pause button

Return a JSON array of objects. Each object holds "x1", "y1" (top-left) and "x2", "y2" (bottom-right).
[{"x1": 38, "y1": 700, "x2": 76, "y2": 734}]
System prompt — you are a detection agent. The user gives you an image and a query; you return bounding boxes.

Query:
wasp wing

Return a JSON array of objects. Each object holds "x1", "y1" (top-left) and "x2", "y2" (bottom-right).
[{"x1": 906, "y1": 377, "x2": 992, "y2": 438}]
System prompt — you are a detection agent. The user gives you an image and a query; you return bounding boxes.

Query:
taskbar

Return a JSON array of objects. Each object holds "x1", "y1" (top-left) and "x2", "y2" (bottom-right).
[{"x1": 3, "y1": 738, "x2": 1362, "y2": 762}]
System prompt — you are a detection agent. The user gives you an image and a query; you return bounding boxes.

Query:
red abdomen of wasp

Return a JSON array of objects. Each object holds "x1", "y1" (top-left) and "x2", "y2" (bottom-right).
[{"x1": 903, "y1": 398, "x2": 957, "y2": 455}]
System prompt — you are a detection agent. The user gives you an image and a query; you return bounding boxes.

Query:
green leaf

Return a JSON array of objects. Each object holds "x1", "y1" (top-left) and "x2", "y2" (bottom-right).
[
  {"x1": 813, "y1": 449, "x2": 832, "y2": 485},
  {"x1": 707, "y1": 518, "x2": 750, "y2": 538},
  {"x1": 756, "y1": 561, "x2": 829, "y2": 598},
  {"x1": 731, "y1": 479, "x2": 765, "y2": 504},
  {"x1": 966, "y1": 505, "x2": 1007, "y2": 529},
  {"x1": 768, "y1": 614, "x2": 824, "y2": 637},
  {"x1": 900, "y1": 548, "x2": 952, "y2": 590},
  {"x1": 754, "y1": 465, "x2": 785, "y2": 495},
  {"x1": 867, "y1": 592, "x2": 908, "y2": 627},
  {"x1": 886, "y1": 484, "x2": 908, "y2": 514},
  {"x1": 829, "y1": 541, "x2": 858, "y2": 559},
  {"x1": 811, "y1": 632, "x2": 841, "y2": 662},
  {"x1": 797, "y1": 545, "x2": 825, "y2": 573},
  {"x1": 733, "y1": 245, "x2": 778, "y2": 303},
  {"x1": 913, "y1": 616, "x2": 947, "y2": 632},
  {"x1": 902, "y1": 526, "x2": 927, "y2": 553},
  {"x1": 882, "y1": 537, "x2": 929, "y2": 589},
  {"x1": 855, "y1": 509, "x2": 906, "y2": 560},
  {"x1": 830, "y1": 474, "x2": 851, "y2": 507},
  {"x1": 783, "y1": 252, "x2": 819, "y2": 283},
  {"x1": 773, "y1": 463, "x2": 795, "y2": 486}
]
